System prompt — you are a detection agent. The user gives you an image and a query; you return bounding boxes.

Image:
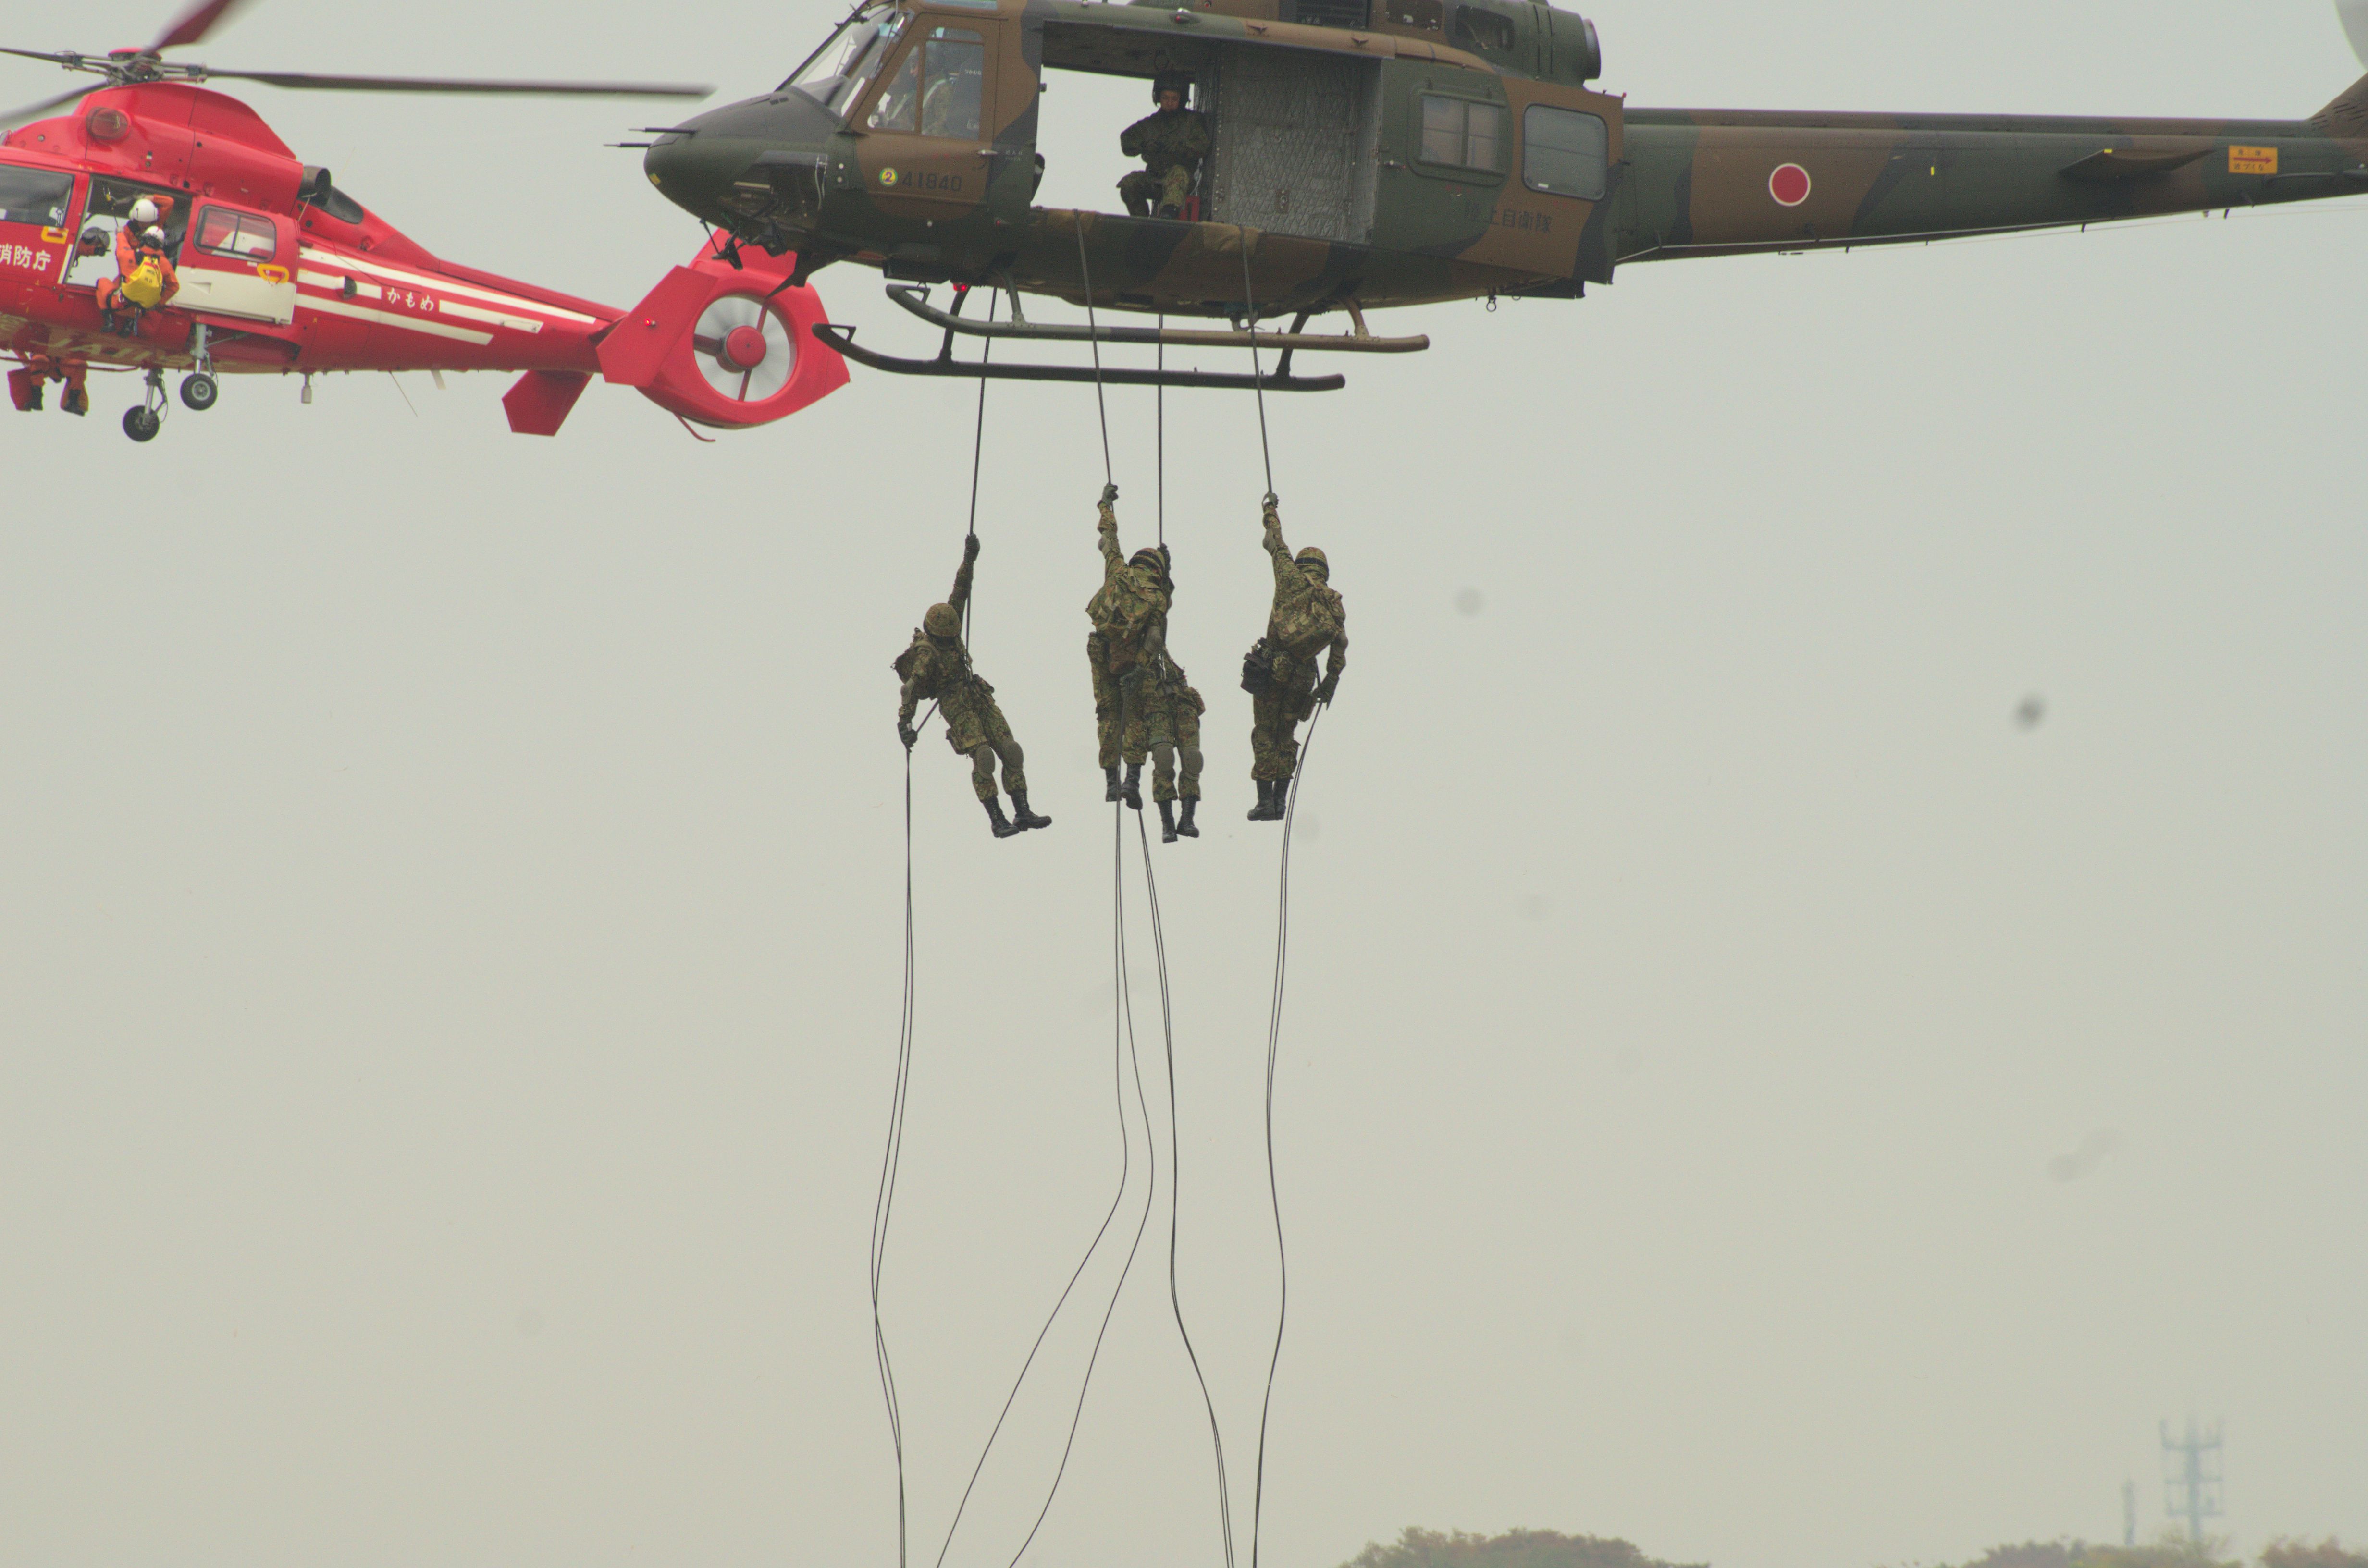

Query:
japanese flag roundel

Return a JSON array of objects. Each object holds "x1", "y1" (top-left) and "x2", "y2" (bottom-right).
[{"x1": 1769, "y1": 163, "x2": 1812, "y2": 207}]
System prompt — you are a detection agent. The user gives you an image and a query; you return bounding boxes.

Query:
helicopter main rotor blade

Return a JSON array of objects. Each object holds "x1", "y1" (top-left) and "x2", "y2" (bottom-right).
[
  {"x1": 152, "y1": 0, "x2": 259, "y2": 54},
  {"x1": 0, "y1": 47, "x2": 92, "y2": 70},
  {"x1": 0, "y1": 83, "x2": 92, "y2": 131},
  {"x1": 200, "y1": 68, "x2": 712, "y2": 98}
]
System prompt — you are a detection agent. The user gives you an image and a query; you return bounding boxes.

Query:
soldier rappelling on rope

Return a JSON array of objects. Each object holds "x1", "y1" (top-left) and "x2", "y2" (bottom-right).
[
  {"x1": 897, "y1": 533, "x2": 1052, "y2": 839},
  {"x1": 1148, "y1": 650, "x2": 1205, "y2": 842},
  {"x1": 1240, "y1": 494, "x2": 1346, "y2": 821},
  {"x1": 1086, "y1": 482, "x2": 1172, "y2": 811}
]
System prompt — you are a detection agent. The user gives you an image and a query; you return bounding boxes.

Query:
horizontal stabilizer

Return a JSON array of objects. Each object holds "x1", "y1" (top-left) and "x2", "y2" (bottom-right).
[
  {"x1": 2060, "y1": 146, "x2": 2209, "y2": 181},
  {"x1": 504, "y1": 369, "x2": 591, "y2": 436}
]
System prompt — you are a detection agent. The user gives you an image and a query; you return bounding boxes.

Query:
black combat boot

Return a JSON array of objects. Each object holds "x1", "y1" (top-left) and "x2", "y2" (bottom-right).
[
  {"x1": 1121, "y1": 763, "x2": 1143, "y2": 810},
  {"x1": 983, "y1": 797, "x2": 1020, "y2": 838},
  {"x1": 1158, "y1": 800, "x2": 1178, "y2": 843},
  {"x1": 1176, "y1": 797, "x2": 1200, "y2": 838},
  {"x1": 1104, "y1": 764, "x2": 1121, "y2": 802},
  {"x1": 62, "y1": 386, "x2": 87, "y2": 416},
  {"x1": 1246, "y1": 780, "x2": 1271, "y2": 821},
  {"x1": 24, "y1": 385, "x2": 42, "y2": 412},
  {"x1": 100, "y1": 310, "x2": 118, "y2": 336},
  {"x1": 1010, "y1": 791, "x2": 1051, "y2": 831}
]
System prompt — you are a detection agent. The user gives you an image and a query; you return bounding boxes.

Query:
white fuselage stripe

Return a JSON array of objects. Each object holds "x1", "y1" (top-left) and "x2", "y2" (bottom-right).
[
  {"x1": 297, "y1": 294, "x2": 496, "y2": 345},
  {"x1": 298, "y1": 248, "x2": 601, "y2": 326}
]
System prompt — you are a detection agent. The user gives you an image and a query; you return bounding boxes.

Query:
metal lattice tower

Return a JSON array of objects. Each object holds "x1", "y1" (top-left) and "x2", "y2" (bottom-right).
[{"x1": 2160, "y1": 1417, "x2": 2225, "y2": 1544}]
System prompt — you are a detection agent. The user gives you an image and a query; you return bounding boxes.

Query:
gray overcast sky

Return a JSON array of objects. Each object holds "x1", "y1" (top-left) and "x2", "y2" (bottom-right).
[{"x1": 2, "y1": 2, "x2": 2363, "y2": 1567}]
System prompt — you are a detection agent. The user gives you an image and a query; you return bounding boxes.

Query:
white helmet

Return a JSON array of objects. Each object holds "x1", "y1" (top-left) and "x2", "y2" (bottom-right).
[
  {"x1": 142, "y1": 226, "x2": 166, "y2": 246},
  {"x1": 129, "y1": 197, "x2": 160, "y2": 225}
]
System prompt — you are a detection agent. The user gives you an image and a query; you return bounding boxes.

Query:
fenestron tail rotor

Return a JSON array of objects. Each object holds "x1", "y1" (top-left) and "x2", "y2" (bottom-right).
[{"x1": 691, "y1": 296, "x2": 797, "y2": 404}]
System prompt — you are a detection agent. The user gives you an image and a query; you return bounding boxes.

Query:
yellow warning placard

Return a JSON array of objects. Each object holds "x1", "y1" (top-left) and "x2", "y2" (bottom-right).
[{"x1": 2230, "y1": 145, "x2": 2279, "y2": 175}]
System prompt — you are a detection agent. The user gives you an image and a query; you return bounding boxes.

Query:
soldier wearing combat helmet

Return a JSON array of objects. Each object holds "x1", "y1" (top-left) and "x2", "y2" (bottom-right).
[
  {"x1": 1118, "y1": 70, "x2": 1210, "y2": 219},
  {"x1": 1085, "y1": 482, "x2": 1171, "y2": 810},
  {"x1": 896, "y1": 534, "x2": 1052, "y2": 839},
  {"x1": 1243, "y1": 495, "x2": 1345, "y2": 821}
]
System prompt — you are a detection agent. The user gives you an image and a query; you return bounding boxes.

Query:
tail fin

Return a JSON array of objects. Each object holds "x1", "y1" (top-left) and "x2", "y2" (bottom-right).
[
  {"x1": 596, "y1": 244, "x2": 847, "y2": 431},
  {"x1": 2323, "y1": 3, "x2": 2368, "y2": 132},
  {"x1": 2313, "y1": 71, "x2": 2368, "y2": 135}
]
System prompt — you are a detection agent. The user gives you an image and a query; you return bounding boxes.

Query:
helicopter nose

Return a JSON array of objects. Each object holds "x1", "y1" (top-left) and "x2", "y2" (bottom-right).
[{"x1": 643, "y1": 92, "x2": 841, "y2": 226}]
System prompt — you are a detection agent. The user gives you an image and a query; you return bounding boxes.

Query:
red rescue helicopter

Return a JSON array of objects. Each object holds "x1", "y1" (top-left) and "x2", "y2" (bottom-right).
[{"x1": 0, "y1": 0, "x2": 847, "y2": 442}]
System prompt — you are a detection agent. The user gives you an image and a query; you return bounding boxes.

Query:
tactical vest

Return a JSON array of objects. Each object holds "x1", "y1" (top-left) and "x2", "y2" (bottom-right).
[{"x1": 1086, "y1": 566, "x2": 1163, "y2": 670}]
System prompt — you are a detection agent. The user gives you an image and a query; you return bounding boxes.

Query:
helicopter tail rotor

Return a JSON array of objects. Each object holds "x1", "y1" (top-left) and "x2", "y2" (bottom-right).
[{"x1": 590, "y1": 244, "x2": 847, "y2": 433}]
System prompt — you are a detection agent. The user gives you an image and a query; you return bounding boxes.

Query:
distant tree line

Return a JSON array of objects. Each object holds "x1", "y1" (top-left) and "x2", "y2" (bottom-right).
[
  {"x1": 1903, "y1": 1533, "x2": 2367, "y2": 1568},
  {"x1": 1340, "y1": 1526, "x2": 1705, "y2": 1568},
  {"x1": 1343, "y1": 1524, "x2": 2367, "y2": 1568}
]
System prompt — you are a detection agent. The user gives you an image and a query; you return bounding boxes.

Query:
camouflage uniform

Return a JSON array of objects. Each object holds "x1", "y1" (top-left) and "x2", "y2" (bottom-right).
[
  {"x1": 1086, "y1": 497, "x2": 1170, "y2": 804},
  {"x1": 1148, "y1": 654, "x2": 1205, "y2": 806},
  {"x1": 1118, "y1": 108, "x2": 1211, "y2": 217},
  {"x1": 897, "y1": 543, "x2": 1046, "y2": 835},
  {"x1": 1249, "y1": 500, "x2": 1346, "y2": 788}
]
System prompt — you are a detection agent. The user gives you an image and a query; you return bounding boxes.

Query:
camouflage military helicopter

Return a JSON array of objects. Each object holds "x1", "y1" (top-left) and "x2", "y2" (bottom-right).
[{"x1": 641, "y1": 0, "x2": 2368, "y2": 391}]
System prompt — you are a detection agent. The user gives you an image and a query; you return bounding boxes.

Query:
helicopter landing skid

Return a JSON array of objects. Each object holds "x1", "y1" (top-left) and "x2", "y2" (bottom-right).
[
  {"x1": 814, "y1": 321, "x2": 1346, "y2": 392},
  {"x1": 884, "y1": 285, "x2": 1429, "y2": 357}
]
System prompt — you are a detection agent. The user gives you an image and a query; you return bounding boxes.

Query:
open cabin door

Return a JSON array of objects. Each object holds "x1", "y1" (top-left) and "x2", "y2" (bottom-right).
[{"x1": 178, "y1": 201, "x2": 297, "y2": 325}]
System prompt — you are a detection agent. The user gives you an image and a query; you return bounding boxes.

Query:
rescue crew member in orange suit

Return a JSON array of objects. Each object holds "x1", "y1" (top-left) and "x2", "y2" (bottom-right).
[
  {"x1": 9, "y1": 351, "x2": 93, "y2": 417},
  {"x1": 97, "y1": 197, "x2": 179, "y2": 334}
]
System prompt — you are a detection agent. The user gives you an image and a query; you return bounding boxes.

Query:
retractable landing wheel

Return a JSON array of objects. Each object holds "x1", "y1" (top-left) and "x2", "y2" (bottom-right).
[
  {"x1": 181, "y1": 324, "x2": 218, "y2": 413},
  {"x1": 123, "y1": 366, "x2": 166, "y2": 443}
]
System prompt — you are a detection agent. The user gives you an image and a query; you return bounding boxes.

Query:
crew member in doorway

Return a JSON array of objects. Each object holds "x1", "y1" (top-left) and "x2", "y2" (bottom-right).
[
  {"x1": 1087, "y1": 482, "x2": 1172, "y2": 809},
  {"x1": 1149, "y1": 650, "x2": 1205, "y2": 842},
  {"x1": 1243, "y1": 495, "x2": 1345, "y2": 821},
  {"x1": 1118, "y1": 70, "x2": 1209, "y2": 219},
  {"x1": 896, "y1": 533, "x2": 1053, "y2": 838},
  {"x1": 97, "y1": 197, "x2": 178, "y2": 335}
]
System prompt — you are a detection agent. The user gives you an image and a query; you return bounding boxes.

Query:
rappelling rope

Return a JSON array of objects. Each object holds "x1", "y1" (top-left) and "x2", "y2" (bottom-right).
[
  {"x1": 926, "y1": 253, "x2": 1156, "y2": 1568},
  {"x1": 1248, "y1": 702, "x2": 1321, "y2": 1568},
  {"x1": 1077, "y1": 225, "x2": 1113, "y2": 486},
  {"x1": 1155, "y1": 317, "x2": 1165, "y2": 548},
  {"x1": 992, "y1": 804, "x2": 1159, "y2": 1568},
  {"x1": 1239, "y1": 241, "x2": 1309, "y2": 1568},
  {"x1": 875, "y1": 287, "x2": 996, "y2": 1568},
  {"x1": 876, "y1": 735, "x2": 924, "y2": 1568},
  {"x1": 1136, "y1": 810, "x2": 1240, "y2": 1568},
  {"x1": 960, "y1": 286, "x2": 998, "y2": 646},
  {"x1": 1239, "y1": 245, "x2": 1275, "y2": 500}
]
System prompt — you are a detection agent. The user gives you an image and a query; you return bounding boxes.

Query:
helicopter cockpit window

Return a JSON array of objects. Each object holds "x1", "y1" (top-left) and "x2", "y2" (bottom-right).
[
  {"x1": 786, "y1": 5, "x2": 909, "y2": 120},
  {"x1": 0, "y1": 165, "x2": 74, "y2": 228},
  {"x1": 868, "y1": 27, "x2": 986, "y2": 138},
  {"x1": 196, "y1": 207, "x2": 279, "y2": 262},
  {"x1": 1418, "y1": 95, "x2": 1502, "y2": 172},
  {"x1": 1521, "y1": 105, "x2": 1607, "y2": 199},
  {"x1": 1449, "y1": 3, "x2": 1517, "y2": 53}
]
